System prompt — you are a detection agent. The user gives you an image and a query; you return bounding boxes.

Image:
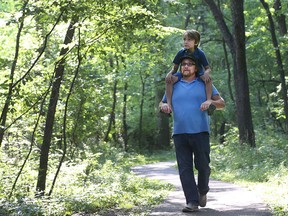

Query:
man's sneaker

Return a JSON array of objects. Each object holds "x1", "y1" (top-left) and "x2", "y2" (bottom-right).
[
  {"x1": 182, "y1": 202, "x2": 199, "y2": 212},
  {"x1": 199, "y1": 193, "x2": 207, "y2": 207},
  {"x1": 207, "y1": 104, "x2": 216, "y2": 115}
]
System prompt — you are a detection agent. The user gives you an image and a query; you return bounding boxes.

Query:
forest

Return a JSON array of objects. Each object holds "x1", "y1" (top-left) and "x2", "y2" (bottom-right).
[{"x1": 0, "y1": 0, "x2": 287, "y2": 215}]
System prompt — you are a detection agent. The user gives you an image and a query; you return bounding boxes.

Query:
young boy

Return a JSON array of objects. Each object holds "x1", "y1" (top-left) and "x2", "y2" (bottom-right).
[{"x1": 165, "y1": 29, "x2": 215, "y2": 115}]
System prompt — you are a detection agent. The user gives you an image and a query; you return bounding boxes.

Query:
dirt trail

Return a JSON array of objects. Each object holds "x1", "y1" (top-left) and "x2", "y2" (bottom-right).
[{"x1": 132, "y1": 161, "x2": 272, "y2": 216}]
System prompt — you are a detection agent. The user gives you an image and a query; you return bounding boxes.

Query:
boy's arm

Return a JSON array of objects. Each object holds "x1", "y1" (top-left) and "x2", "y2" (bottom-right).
[
  {"x1": 165, "y1": 75, "x2": 179, "y2": 113},
  {"x1": 204, "y1": 65, "x2": 211, "y2": 75},
  {"x1": 211, "y1": 94, "x2": 225, "y2": 109}
]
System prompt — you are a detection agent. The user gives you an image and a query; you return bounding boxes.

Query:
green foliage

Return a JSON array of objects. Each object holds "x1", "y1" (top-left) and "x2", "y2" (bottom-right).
[
  {"x1": 1, "y1": 0, "x2": 288, "y2": 215},
  {"x1": 210, "y1": 127, "x2": 288, "y2": 214},
  {"x1": 0, "y1": 144, "x2": 173, "y2": 215}
]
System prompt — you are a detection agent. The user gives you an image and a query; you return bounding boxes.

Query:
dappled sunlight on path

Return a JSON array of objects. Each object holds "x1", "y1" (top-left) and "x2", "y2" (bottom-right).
[{"x1": 132, "y1": 161, "x2": 272, "y2": 216}]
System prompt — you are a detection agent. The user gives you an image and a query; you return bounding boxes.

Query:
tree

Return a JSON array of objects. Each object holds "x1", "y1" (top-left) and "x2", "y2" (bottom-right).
[
  {"x1": 0, "y1": 0, "x2": 28, "y2": 146},
  {"x1": 204, "y1": 0, "x2": 255, "y2": 146},
  {"x1": 36, "y1": 16, "x2": 78, "y2": 195},
  {"x1": 273, "y1": 0, "x2": 287, "y2": 36},
  {"x1": 270, "y1": 0, "x2": 288, "y2": 130}
]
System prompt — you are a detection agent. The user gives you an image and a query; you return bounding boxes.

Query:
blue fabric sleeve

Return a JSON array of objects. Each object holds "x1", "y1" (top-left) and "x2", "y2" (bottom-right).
[
  {"x1": 162, "y1": 94, "x2": 167, "y2": 103},
  {"x1": 212, "y1": 84, "x2": 219, "y2": 96},
  {"x1": 174, "y1": 72, "x2": 182, "y2": 81}
]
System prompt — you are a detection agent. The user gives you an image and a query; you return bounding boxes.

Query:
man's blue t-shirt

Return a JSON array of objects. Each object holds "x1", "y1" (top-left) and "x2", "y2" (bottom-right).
[
  {"x1": 162, "y1": 78, "x2": 219, "y2": 135},
  {"x1": 173, "y1": 48, "x2": 209, "y2": 76}
]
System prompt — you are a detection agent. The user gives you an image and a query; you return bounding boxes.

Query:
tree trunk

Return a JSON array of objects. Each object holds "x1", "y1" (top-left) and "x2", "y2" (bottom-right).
[
  {"x1": 104, "y1": 57, "x2": 118, "y2": 143},
  {"x1": 219, "y1": 121, "x2": 226, "y2": 144},
  {"x1": 36, "y1": 17, "x2": 78, "y2": 195},
  {"x1": 155, "y1": 80, "x2": 170, "y2": 150},
  {"x1": 261, "y1": 0, "x2": 288, "y2": 130},
  {"x1": 204, "y1": 0, "x2": 255, "y2": 146},
  {"x1": 9, "y1": 88, "x2": 50, "y2": 199},
  {"x1": 48, "y1": 30, "x2": 82, "y2": 196},
  {"x1": 0, "y1": 6, "x2": 64, "y2": 147},
  {"x1": 231, "y1": 1, "x2": 255, "y2": 146},
  {"x1": 138, "y1": 72, "x2": 146, "y2": 149},
  {"x1": 104, "y1": 80, "x2": 117, "y2": 142},
  {"x1": 222, "y1": 39, "x2": 234, "y2": 102},
  {"x1": 122, "y1": 81, "x2": 128, "y2": 151},
  {"x1": 273, "y1": 0, "x2": 287, "y2": 36},
  {"x1": 0, "y1": 0, "x2": 28, "y2": 146}
]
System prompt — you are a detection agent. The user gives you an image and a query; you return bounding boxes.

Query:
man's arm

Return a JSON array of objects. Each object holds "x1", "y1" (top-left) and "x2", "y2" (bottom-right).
[
  {"x1": 211, "y1": 94, "x2": 225, "y2": 109},
  {"x1": 200, "y1": 94, "x2": 225, "y2": 111}
]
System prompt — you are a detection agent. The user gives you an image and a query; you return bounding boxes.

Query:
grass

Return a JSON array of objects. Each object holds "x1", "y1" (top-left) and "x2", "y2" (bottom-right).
[
  {"x1": 0, "y1": 144, "x2": 174, "y2": 216},
  {"x1": 1, "y1": 127, "x2": 287, "y2": 215},
  {"x1": 209, "y1": 127, "x2": 288, "y2": 216}
]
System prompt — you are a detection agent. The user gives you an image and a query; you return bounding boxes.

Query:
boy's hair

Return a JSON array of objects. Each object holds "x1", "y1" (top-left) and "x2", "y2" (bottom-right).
[{"x1": 183, "y1": 29, "x2": 201, "y2": 48}]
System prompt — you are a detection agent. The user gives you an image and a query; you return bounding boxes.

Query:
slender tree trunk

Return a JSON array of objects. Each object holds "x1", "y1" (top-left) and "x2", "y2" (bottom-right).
[
  {"x1": 48, "y1": 28, "x2": 82, "y2": 196},
  {"x1": 36, "y1": 16, "x2": 78, "y2": 195},
  {"x1": 104, "y1": 57, "x2": 118, "y2": 142},
  {"x1": 222, "y1": 39, "x2": 234, "y2": 102},
  {"x1": 273, "y1": 0, "x2": 287, "y2": 36},
  {"x1": 0, "y1": 7, "x2": 64, "y2": 147},
  {"x1": 219, "y1": 121, "x2": 226, "y2": 144},
  {"x1": 104, "y1": 80, "x2": 117, "y2": 142},
  {"x1": 122, "y1": 81, "x2": 128, "y2": 151},
  {"x1": 260, "y1": 0, "x2": 288, "y2": 130},
  {"x1": 155, "y1": 80, "x2": 170, "y2": 150},
  {"x1": 0, "y1": 0, "x2": 28, "y2": 146},
  {"x1": 9, "y1": 88, "x2": 50, "y2": 199},
  {"x1": 138, "y1": 72, "x2": 146, "y2": 149},
  {"x1": 71, "y1": 98, "x2": 85, "y2": 149},
  {"x1": 273, "y1": 0, "x2": 288, "y2": 130}
]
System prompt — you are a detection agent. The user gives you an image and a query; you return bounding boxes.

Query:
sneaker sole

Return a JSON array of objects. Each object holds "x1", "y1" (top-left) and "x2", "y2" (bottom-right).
[{"x1": 182, "y1": 207, "x2": 199, "y2": 212}]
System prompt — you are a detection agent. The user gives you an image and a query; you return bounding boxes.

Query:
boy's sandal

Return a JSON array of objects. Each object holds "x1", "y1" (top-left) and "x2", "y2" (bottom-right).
[{"x1": 207, "y1": 104, "x2": 216, "y2": 116}]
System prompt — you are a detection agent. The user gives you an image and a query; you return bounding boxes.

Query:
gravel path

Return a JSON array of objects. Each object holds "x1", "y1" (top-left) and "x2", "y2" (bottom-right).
[{"x1": 132, "y1": 161, "x2": 272, "y2": 216}]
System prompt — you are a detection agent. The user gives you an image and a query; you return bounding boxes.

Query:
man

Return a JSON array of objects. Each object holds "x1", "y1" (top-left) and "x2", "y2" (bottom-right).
[{"x1": 159, "y1": 54, "x2": 225, "y2": 212}]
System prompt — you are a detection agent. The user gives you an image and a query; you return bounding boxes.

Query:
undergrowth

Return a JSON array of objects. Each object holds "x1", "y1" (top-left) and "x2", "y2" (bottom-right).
[
  {"x1": 0, "y1": 144, "x2": 174, "y2": 216},
  {"x1": 210, "y1": 126, "x2": 288, "y2": 216}
]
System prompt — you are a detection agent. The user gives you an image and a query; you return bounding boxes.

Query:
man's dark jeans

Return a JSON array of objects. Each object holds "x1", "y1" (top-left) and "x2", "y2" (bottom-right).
[{"x1": 173, "y1": 132, "x2": 210, "y2": 205}]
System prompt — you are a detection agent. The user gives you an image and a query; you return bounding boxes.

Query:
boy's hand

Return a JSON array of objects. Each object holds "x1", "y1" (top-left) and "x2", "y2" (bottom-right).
[
  {"x1": 165, "y1": 72, "x2": 173, "y2": 84},
  {"x1": 200, "y1": 72, "x2": 211, "y2": 84},
  {"x1": 160, "y1": 103, "x2": 172, "y2": 113},
  {"x1": 200, "y1": 100, "x2": 212, "y2": 111},
  {"x1": 201, "y1": 100, "x2": 216, "y2": 115}
]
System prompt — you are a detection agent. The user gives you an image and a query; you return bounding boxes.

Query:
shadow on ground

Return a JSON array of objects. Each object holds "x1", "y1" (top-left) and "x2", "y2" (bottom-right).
[{"x1": 132, "y1": 161, "x2": 272, "y2": 216}]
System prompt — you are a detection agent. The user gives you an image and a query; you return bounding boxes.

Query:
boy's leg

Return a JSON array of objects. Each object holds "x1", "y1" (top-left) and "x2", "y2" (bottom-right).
[
  {"x1": 165, "y1": 81, "x2": 173, "y2": 113},
  {"x1": 205, "y1": 81, "x2": 216, "y2": 115},
  {"x1": 205, "y1": 80, "x2": 212, "y2": 101},
  {"x1": 165, "y1": 75, "x2": 179, "y2": 113}
]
